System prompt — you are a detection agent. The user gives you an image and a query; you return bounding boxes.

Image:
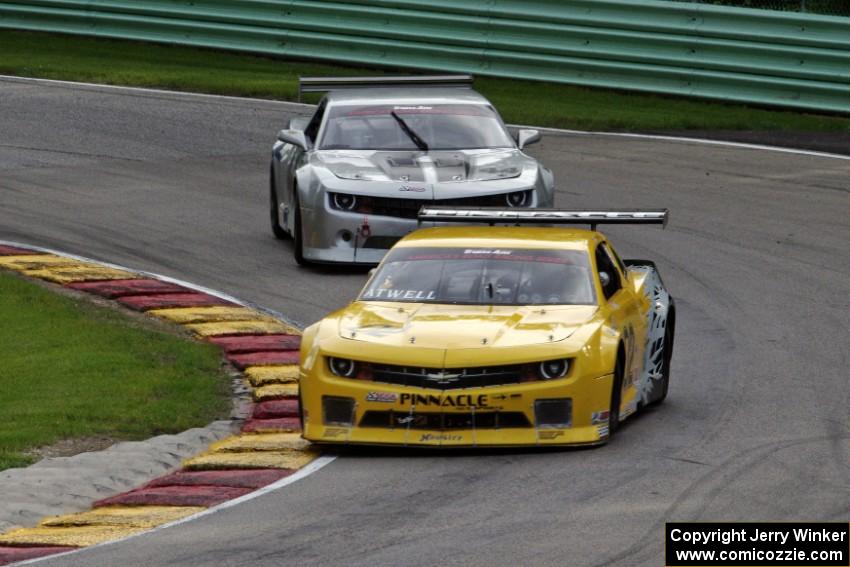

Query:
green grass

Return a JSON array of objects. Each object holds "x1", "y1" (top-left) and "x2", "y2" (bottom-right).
[
  {"x1": 0, "y1": 271, "x2": 230, "y2": 471},
  {"x1": 2, "y1": 29, "x2": 850, "y2": 132}
]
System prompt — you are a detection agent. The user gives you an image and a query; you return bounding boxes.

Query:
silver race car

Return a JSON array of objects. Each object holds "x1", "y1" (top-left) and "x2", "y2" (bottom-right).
[{"x1": 269, "y1": 76, "x2": 555, "y2": 265}]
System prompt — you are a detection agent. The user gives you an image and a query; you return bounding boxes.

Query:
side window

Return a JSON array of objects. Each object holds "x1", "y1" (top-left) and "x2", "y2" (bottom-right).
[
  {"x1": 607, "y1": 243, "x2": 628, "y2": 276},
  {"x1": 304, "y1": 98, "x2": 327, "y2": 145},
  {"x1": 595, "y1": 243, "x2": 622, "y2": 300}
]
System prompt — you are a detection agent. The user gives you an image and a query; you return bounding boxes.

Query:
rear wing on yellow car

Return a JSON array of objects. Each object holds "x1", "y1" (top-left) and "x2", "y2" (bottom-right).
[{"x1": 417, "y1": 207, "x2": 668, "y2": 231}]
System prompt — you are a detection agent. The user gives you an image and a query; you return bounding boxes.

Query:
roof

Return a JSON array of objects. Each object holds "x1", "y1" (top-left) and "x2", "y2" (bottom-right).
[
  {"x1": 395, "y1": 226, "x2": 603, "y2": 251},
  {"x1": 325, "y1": 88, "x2": 492, "y2": 107}
]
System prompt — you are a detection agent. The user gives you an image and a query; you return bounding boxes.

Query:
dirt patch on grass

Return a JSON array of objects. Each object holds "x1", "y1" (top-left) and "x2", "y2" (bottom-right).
[{"x1": 24, "y1": 436, "x2": 122, "y2": 460}]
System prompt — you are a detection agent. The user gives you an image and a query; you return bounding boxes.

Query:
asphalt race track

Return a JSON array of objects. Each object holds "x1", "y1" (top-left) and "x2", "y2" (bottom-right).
[{"x1": 1, "y1": 77, "x2": 849, "y2": 567}]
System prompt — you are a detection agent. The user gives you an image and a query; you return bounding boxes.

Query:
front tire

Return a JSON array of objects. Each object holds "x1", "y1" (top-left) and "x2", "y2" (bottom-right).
[
  {"x1": 292, "y1": 190, "x2": 308, "y2": 266},
  {"x1": 608, "y1": 352, "x2": 625, "y2": 438},
  {"x1": 269, "y1": 164, "x2": 288, "y2": 240}
]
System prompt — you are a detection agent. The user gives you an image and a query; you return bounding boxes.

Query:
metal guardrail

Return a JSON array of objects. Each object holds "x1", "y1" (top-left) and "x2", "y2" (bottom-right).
[
  {"x1": 0, "y1": 0, "x2": 848, "y2": 113},
  {"x1": 665, "y1": 0, "x2": 850, "y2": 17}
]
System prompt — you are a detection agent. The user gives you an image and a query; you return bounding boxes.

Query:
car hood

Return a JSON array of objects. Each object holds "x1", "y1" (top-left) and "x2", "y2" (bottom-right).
[
  {"x1": 337, "y1": 302, "x2": 598, "y2": 349},
  {"x1": 315, "y1": 149, "x2": 536, "y2": 184}
]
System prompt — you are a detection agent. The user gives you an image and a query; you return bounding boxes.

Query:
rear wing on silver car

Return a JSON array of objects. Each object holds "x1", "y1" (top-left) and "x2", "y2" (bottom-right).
[
  {"x1": 417, "y1": 207, "x2": 668, "y2": 231},
  {"x1": 298, "y1": 75, "x2": 474, "y2": 101}
]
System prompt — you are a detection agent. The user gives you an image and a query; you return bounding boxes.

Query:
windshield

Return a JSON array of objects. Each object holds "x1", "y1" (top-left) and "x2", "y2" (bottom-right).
[
  {"x1": 360, "y1": 247, "x2": 597, "y2": 306},
  {"x1": 319, "y1": 104, "x2": 515, "y2": 151}
]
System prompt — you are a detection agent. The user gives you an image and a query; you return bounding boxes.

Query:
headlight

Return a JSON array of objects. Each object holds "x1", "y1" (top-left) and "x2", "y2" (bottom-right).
[
  {"x1": 328, "y1": 357, "x2": 358, "y2": 377},
  {"x1": 320, "y1": 157, "x2": 390, "y2": 181},
  {"x1": 332, "y1": 193, "x2": 357, "y2": 211},
  {"x1": 538, "y1": 358, "x2": 570, "y2": 380},
  {"x1": 505, "y1": 190, "x2": 530, "y2": 207},
  {"x1": 467, "y1": 152, "x2": 524, "y2": 181},
  {"x1": 330, "y1": 166, "x2": 390, "y2": 181},
  {"x1": 470, "y1": 166, "x2": 521, "y2": 181}
]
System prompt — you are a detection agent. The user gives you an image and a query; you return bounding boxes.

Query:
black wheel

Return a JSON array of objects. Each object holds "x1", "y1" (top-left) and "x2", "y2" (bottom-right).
[
  {"x1": 292, "y1": 190, "x2": 308, "y2": 266},
  {"x1": 651, "y1": 310, "x2": 675, "y2": 406},
  {"x1": 608, "y1": 351, "x2": 625, "y2": 439},
  {"x1": 269, "y1": 163, "x2": 288, "y2": 240}
]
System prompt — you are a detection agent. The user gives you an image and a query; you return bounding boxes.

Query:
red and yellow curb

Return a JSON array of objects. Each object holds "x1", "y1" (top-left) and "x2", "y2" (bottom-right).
[{"x1": 0, "y1": 244, "x2": 315, "y2": 564}]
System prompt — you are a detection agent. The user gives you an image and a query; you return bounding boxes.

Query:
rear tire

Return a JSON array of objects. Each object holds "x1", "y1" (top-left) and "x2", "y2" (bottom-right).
[
  {"x1": 651, "y1": 310, "x2": 675, "y2": 406},
  {"x1": 269, "y1": 164, "x2": 288, "y2": 240},
  {"x1": 608, "y1": 352, "x2": 625, "y2": 438}
]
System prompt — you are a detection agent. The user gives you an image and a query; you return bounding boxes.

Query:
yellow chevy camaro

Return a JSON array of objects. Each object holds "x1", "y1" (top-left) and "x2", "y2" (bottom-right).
[{"x1": 299, "y1": 208, "x2": 675, "y2": 447}]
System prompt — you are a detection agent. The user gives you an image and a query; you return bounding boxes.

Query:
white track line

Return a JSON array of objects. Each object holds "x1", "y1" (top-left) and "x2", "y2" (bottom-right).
[
  {"x1": 0, "y1": 74, "x2": 315, "y2": 110},
  {"x1": 0, "y1": 239, "x2": 336, "y2": 564},
  {"x1": 13, "y1": 456, "x2": 337, "y2": 566},
  {"x1": 0, "y1": 238, "x2": 301, "y2": 328},
  {"x1": 513, "y1": 124, "x2": 850, "y2": 161},
  {"x1": 2, "y1": 74, "x2": 848, "y2": 161},
  {"x1": 0, "y1": 239, "x2": 246, "y2": 303}
]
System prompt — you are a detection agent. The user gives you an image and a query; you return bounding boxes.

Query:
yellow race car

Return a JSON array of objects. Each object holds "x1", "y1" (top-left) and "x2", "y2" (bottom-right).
[{"x1": 299, "y1": 208, "x2": 675, "y2": 447}]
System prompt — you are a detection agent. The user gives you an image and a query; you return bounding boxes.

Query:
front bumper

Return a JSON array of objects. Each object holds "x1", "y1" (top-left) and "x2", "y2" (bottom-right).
[
  {"x1": 301, "y1": 369, "x2": 615, "y2": 447},
  {"x1": 301, "y1": 205, "x2": 415, "y2": 264},
  {"x1": 300, "y1": 186, "x2": 551, "y2": 265}
]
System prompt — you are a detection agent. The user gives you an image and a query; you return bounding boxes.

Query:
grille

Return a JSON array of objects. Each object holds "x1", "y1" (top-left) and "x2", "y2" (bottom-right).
[
  {"x1": 331, "y1": 191, "x2": 531, "y2": 219},
  {"x1": 370, "y1": 363, "x2": 527, "y2": 390},
  {"x1": 370, "y1": 195, "x2": 521, "y2": 219},
  {"x1": 369, "y1": 197, "x2": 429, "y2": 219},
  {"x1": 360, "y1": 410, "x2": 531, "y2": 430}
]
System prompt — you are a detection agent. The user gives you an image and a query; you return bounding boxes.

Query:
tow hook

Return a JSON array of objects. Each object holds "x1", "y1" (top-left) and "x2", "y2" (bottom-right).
[
  {"x1": 358, "y1": 217, "x2": 372, "y2": 239},
  {"x1": 354, "y1": 217, "x2": 371, "y2": 261}
]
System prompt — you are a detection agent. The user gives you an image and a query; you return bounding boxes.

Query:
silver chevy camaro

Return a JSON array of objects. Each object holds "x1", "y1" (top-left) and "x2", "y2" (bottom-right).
[{"x1": 269, "y1": 77, "x2": 555, "y2": 265}]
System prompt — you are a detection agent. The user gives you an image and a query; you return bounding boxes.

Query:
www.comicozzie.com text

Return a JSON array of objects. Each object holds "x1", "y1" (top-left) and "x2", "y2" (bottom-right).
[{"x1": 670, "y1": 527, "x2": 847, "y2": 546}]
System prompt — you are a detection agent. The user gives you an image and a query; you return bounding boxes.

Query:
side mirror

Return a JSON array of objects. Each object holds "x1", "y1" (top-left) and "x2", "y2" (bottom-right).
[
  {"x1": 368, "y1": 268, "x2": 377, "y2": 278},
  {"x1": 277, "y1": 129, "x2": 310, "y2": 151},
  {"x1": 599, "y1": 271, "x2": 611, "y2": 288},
  {"x1": 517, "y1": 129, "x2": 541, "y2": 149}
]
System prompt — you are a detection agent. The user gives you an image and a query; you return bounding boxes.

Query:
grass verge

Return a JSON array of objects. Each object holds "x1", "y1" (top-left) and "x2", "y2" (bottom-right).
[
  {"x1": 0, "y1": 270, "x2": 230, "y2": 471},
  {"x1": 2, "y1": 30, "x2": 850, "y2": 132}
]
